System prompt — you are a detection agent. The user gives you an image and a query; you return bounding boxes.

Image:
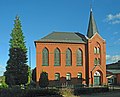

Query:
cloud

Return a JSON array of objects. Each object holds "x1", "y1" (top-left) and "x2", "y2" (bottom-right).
[
  {"x1": 106, "y1": 13, "x2": 120, "y2": 24},
  {"x1": 107, "y1": 13, "x2": 120, "y2": 20},
  {"x1": 112, "y1": 20, "x2": 120, "y2": 24},
  {"x1": 113, "y1": 38, "x2": 120, "y2": 44},
  {"x1": 113, "y1": 31, "x2": 119, "y2": 35},
  {"x1": 106, "y1": 55, "x2": 120, "y2": 63}
]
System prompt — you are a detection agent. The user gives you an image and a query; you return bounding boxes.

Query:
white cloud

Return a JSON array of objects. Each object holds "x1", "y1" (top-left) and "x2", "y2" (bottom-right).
[
  {"x1": 106, "y1": 13, "x2": 120, "y2": 24},
  {"x1": 112, "y1": 20, "x2": 120, "y2": 24},
  {"x1": 107, "y1": 13, "x2": 120, "y2": 20},
  {"x1": 106, "y1": 55, "x2": 120, "y2": 63}
]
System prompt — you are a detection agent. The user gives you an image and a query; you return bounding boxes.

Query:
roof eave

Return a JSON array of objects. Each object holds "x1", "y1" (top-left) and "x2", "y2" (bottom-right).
[{"x1": 34, "y1": 40, "x2": 87, "y2": 44}]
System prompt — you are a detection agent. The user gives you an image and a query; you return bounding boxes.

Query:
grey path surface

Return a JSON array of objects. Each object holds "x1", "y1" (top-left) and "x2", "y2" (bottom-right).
[{"x1": 80, "y1": 90, "x2": 120, "y2": 97}]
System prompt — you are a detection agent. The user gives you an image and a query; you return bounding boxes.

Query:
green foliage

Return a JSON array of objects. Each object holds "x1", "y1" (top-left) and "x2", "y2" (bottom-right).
[
  {"x1": 39, "y1": 72, "x2": 49, "y2": 88},
  {"x1": 0, "y1": 88, "x2": 62, "y2": 97},
  {"x1": 0, "y1": 76, "x2": 8, "y2": 88},
  {"x1": 26, "y1": 66, "x2": 32, "y2": 85},
  {"x1": 10, "y1": 16, "x2": 27, "y2": 52},
  {"x1": 32, "y1": 67, "x2": 36, "y2": 82},
  {"x1": 5, "y1": 16, "x2": 28, "y2": 86},
  {"x1": 5, "y1": 48, "x2": 29, "y2": 86},
  {"x1": 0, "y1": 83, "x2": 8, "y2": 89},
  {"x1": 60, "y1": 88, "x2": 77, "y2": 97}
]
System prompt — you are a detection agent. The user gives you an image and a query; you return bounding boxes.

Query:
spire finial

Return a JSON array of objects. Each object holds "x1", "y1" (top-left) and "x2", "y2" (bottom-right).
[
  {"x1": 90, "y1": 6, "x2": 92, "y2": 12},
  {"x1": 87, "y1": 1, "x2": 99, "y2": 38},
  {"x1": 90, "y1": 0, "x2": 94, "y2": 12}
]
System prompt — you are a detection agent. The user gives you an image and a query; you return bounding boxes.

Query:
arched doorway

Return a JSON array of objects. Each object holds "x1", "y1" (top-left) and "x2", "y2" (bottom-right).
[{"x1": 94, "y1": 71, "x2": 101, "y2": 86}]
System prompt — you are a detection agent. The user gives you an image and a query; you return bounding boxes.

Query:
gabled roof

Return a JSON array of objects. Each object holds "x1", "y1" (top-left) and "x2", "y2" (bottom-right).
[
  {"x1": 36, "y1": 32, "x2": 87, "y2": 43},
  {"x1": 87, "y1": 9, "x2": 99, "y2": 38}
]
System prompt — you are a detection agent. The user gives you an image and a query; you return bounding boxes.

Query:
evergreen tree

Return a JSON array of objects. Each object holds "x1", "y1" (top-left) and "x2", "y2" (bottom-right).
[
  {"x1": 4, "y1": 16, "x2": 28, "y2": 86},
  {"x1": 32, "y1": 67, "x2": 36, "y2": 82},
  {"x1": 39, "y1": 72, "x2": 49, "y2": 88}
]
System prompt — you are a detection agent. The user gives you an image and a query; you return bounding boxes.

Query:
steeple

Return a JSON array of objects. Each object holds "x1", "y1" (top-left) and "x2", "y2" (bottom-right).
[{"x1": 87, "y1": 9, "x2": 99, "y2": 38}]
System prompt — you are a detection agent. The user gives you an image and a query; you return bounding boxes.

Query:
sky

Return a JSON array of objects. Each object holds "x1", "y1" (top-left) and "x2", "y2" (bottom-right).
[{"x1": 0, "y1": 0, "x2": 120, "y2": 76}]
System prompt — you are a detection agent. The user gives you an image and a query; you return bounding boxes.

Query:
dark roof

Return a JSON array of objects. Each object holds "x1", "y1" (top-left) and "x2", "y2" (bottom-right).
[
  {"x1": 87, "y1": 9, "x2": 99, "y2": 38},
  {"x1": 106, "y1": 60, "x2": 120, "y2": 69},
  {"x1": 107, "y1": 70, "x2": 120, "y2": 74},
  {"x1": 37, "y1": 32, "x2": 87, "y2": 43}
]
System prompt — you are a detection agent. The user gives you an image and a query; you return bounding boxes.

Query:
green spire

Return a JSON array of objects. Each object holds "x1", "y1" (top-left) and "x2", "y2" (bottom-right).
[{"x1": 87, "y1": 9, "x2": 99, "y2": 38}]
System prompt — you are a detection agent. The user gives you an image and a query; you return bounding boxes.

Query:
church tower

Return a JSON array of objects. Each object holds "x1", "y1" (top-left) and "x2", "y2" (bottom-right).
[
  {"x1": 86, "y1": 9, "x2": 107, "y2": 86},
  {"x1": 87, "y1": 9, "x2": 99, "y2": 38}
]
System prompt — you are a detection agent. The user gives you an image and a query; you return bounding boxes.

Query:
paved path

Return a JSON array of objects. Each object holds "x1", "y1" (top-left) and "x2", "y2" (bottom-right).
[{"x1": 80, "y1": 90, "x2": 120, "y2": 97}]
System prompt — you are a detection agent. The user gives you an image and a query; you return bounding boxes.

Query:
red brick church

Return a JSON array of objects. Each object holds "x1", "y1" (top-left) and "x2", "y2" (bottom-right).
[{"x1": 35, "y1": 9, "x2": 107, "y2": 86}]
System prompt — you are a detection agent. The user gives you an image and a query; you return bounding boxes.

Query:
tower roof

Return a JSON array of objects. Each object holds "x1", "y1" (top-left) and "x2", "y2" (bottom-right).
[{"x1": 87, "y1": 9, "x2": 99, "y2": 38}]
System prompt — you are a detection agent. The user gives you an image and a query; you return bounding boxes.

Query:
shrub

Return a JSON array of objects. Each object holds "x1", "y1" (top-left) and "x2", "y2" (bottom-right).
[
  {"x1": 0, "y1": 88, "x2": 62, "y2": 97},
  {"x1": 39, "y1": 71, "x2": 49, "y2": 88},
  {"x1": 0, "y1": 83, "x2": 8, "y2": 89}
]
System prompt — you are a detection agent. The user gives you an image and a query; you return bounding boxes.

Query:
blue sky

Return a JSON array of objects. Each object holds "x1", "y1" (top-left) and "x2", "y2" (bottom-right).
[{"x1": 0, "y1": 0, "x2": 120, "y2": 76}]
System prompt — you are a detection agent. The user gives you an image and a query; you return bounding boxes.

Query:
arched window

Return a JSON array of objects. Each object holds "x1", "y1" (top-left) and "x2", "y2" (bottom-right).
[
  {"x1": 94, "y1": 47, "x2": 97, "y2": 54},
  {"x1": 77, "y1": 49, "x2": 82, "y2": 66},
  {"x1": 94, "y1": 58, "x2": 97, "y2": 65},
  {"x1": 77, "y1": 72, "x2": 82, "y2": 79},
  {"x1": 42, "y1": 48, "x2": 49, "y2": 66},
  {"x1": 66, "y1": 73, "x2": 71, "y2": 80},
  {"x1": 66, "y1": 48, "x2": 72, "y2": 66},
  {"x1": 54, "y1": 48, "x2": 60, "y2": 66},
  {"x1": 97, "y1": 47, "x2": 100, "y2": 54},
  {"x1": 55, "y1": 73, "x2": 60, "y2": 81},
  {"x1": 98, "y1": 58, "x2": 100, "y2": 65}
]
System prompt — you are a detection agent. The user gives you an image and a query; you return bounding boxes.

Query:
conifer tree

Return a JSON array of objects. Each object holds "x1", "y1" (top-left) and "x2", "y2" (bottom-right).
[
  {"x1": 39, "y1": 72, "x2": 49, "y2": 88},
  {"x1": 4, "y1": 16, "x2": 29, "y2": 86}
]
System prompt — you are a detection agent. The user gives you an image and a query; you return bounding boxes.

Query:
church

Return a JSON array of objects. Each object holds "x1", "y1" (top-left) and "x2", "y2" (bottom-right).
[{"x1": 34, "y1": 9, "x2": 107, "y2": 87}]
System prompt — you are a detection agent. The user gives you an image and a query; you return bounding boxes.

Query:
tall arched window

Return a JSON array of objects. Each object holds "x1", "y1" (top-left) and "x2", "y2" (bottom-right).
[
  {"x1": 94, "y1": 47, "x2": 97, "y2": 54},
  {"x1": 42, "y1": 48, "x2": 49, "y2": 66},
  {"x1": 97, "y1": 47, "x2": 100, "y2": 54},
  {"x1": 94, "y1": 58, "x2": 97, "y2": 66},
  {"x1": 98, "y1": 58, "x2": 100, "y2": 65},
  {"x1": 66, "y1": 48, "x2": 72, "y2": 66},
  {"x1": 54, "y1": 48, "x2": 60, "y2": 66},
  {"x1": 77, "y1": 49, "x2": 82, "y2": 66}
]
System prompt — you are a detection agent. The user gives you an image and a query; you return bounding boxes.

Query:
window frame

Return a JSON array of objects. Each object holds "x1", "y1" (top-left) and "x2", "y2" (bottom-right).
[
  {"x1": 94, "y1": 47, "x2": 97, "y2": 54},
  {"x1": 94, "y1": 58, "x2": 97, "y2": 66},
  {"x1": 98, "y1": 58, "x2": 100, "y2": 65},
  {"x1": 76, "y1": 49, "x2": 83, "y2": 66},
  {"x1": 54, "y1": 48, "x2": 61, "y2": 66},
  {"x1": 97, "y1": 47, "x2": 100, "y2": 54},
  {"x1": 66, "y1": 73, "x2": 71, "y2": 81},
  {"x1": 55, "y1": 73, "x2": 60, "y2": 81},
  {"x1": 42, "y1": 48, "x2": 49, "y2": 66},
  {"x1": 77, "y1": 72, "x2": 82, "y2": 79},
  {"x1": 66, "y1": 48, "x2": 72, "y2": 66}
]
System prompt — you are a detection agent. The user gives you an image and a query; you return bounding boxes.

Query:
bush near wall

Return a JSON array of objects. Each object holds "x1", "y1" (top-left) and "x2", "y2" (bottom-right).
[
  {"x1": 0, "y1": 88, "x2": 62, "y2": 97},
  {"x1": 74, "y1": 87, "x2": 109, "y2": 95}
]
